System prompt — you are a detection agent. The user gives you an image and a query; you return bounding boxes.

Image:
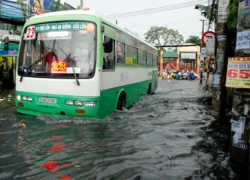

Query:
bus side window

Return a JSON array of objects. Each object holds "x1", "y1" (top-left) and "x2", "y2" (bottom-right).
[
  {"x1": 103, "y1": 37, "x2": 115, "y2": 70},
  {"x1": 116, "y1": 42, "x2": 125, "y2": 64},
  {"x1": 147, "y1": 53, "x2": 153, "y2": 66}
]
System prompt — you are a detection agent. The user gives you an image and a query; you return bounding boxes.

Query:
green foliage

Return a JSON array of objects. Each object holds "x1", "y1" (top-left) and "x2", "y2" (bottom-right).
[
  {"x1": 195, "y1": 1, "x2": 237, "y2": 30},
  {"x1": 195, "y1": 4, "x2": 217, "y2": 22},
  {"x1": 185, "y1": 35, "x2": 201, "y2": 45},
  {"x1": 48, "y1": 0, "x2": 62, "y2": 11},
  {"x1": 144, "y1": 26, "x2": 184, "y2": 46},
  {"x1": 227, "y1": 0, "x2": 238, "y2": 31},
  {"x1": 48, "y1": 0, "x2": 73, "y2": 11}
]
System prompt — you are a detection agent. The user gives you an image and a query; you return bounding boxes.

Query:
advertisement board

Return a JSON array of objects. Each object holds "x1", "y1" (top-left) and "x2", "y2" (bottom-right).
[
  {"x1": 225, "y1": 57, "x2": 250, "y2": 89},
  {"x1": 30, "y1": 0, "x2": 54, "y2": 15}
]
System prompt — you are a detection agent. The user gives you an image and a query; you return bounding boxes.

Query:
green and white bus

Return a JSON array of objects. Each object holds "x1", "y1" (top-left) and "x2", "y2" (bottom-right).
[{"x1": 16, "y1": 10, "x2": 158, "y2": 119}]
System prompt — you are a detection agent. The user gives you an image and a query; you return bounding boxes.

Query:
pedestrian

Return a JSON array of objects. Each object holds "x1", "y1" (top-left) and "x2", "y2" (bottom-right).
[
  {"x1": 188, "y1": 70, "x2": 197, "y2": 80},
  {"x1": 0, "y1": 65, "x2": 4, "y2": 82}
]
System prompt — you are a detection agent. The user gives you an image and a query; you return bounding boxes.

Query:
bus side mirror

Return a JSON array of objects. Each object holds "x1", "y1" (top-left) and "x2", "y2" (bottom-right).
[
  {"x1": 4, "y1": 36, "x2": 9, "y2": 51},
  {"x1": 103, "y1": 37, "x2": 113, "y2": 53}
]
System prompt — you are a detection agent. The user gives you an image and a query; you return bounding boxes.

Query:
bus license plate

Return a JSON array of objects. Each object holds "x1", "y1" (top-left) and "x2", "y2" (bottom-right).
[{"x1": 39, "y1": 97, "x2": 57, "y2": 104}]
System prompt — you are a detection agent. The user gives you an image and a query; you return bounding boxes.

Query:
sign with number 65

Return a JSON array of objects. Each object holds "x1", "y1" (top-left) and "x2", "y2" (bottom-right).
[{"x1": 225, "y1": 57, "x2": 250, "y2": 89}]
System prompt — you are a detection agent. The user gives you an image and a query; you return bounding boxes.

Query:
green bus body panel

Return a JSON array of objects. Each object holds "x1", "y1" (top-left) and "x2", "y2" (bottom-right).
[
  {"x1": 16, "y1": 91, "x2": 102, "y2": 119},
  {"x1": 16, "y1": 79, "x2": 158, "y2": 120}
]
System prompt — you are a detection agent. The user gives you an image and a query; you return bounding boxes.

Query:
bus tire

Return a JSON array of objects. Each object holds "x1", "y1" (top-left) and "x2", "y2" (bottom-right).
[
  {"x1": 147, "y1": 83, "x2": 152, "y2": 94},
  {"x1": 116, "y1": 92, "x2": 126, "y2": 110}
]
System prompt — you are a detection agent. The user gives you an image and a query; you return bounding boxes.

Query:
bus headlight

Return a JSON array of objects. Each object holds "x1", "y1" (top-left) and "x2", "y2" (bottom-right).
[
  {"x1": 74, "y1": 101, "x2": 83, "y2": 106},
  {"x1": 22, "y1": 96, "x2": 27, "y2": 101},
  {"x1": 16, "y1": 95, "x2": 21, "y2": 101},
  {"x1": 65, "y1": 100, "x2": 74, "y2": 106},
  {"x1": 84, "y1": 101, "x2": 97, "y2": 107},
  {"x1": 21, "y1": 96, "x2": 32, "y2": 102},
  {"x1": 27, "y1": 97, "x2": 33, "y2": 101}
]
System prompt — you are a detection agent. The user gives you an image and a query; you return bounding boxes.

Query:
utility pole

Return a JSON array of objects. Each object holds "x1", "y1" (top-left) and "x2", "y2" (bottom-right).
[
  {"x1": 228, "y1": 1, "x2": 250, "y2": 178},
  {"x1": 159, "y1": 47, "x2": 164, "y2": 78},
  {"x1": 200, "y1": 19, "x2": 205, "y2": 85},
  {"x1": 200, "y1": 19, "x2": 205, "y2": 35},
  {"x1": 80, "y1": 0, "x2": 83, "y2": 9},
  {"x1": 212, "y1": 0, "x2": 229, "y2": 114}
]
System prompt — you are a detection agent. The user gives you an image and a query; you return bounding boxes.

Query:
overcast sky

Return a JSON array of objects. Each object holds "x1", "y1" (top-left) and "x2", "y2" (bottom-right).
[{"x1": 61, "y1": 0, "x2": 211, "y2": 41}]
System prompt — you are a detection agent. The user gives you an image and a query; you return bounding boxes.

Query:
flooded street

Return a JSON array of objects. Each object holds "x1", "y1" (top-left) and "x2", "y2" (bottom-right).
[{"x1": 0, "y1": 80, "x2": 239, "y2": 180}]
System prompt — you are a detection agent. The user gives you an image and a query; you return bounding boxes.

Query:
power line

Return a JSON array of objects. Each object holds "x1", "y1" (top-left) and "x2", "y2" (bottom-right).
[
  {"x1": 107, "y1": 0, "x2": 208, "y2": 19},
  {"x1": 126, "y1": 20, "x2": 201, "y2": 28},
  {"x1": 108, "y1": 1, "x2": 207, "y2": 19}
]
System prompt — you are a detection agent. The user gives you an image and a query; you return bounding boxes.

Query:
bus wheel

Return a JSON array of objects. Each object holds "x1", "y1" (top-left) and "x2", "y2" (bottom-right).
[
  {"x1": 117, "y1": 93, "x2": 126, "y2": 110},
  {"x1": 147, "y1": 84, "x2": 152, "y2": 94}
]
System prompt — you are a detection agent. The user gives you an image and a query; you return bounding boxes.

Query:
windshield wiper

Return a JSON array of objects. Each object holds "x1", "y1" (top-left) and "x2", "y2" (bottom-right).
[{"x1": 64, "y1": 52, "x2": 80, "y2": 86}]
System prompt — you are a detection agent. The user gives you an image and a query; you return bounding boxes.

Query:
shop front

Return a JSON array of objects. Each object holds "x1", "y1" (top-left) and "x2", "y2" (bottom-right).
[
  {"x1": 0, "y1": 42, "x2": 19, "y2": 88},
  {"x1": 177, "y1": 44, "x2": 201, "y2": 74}
]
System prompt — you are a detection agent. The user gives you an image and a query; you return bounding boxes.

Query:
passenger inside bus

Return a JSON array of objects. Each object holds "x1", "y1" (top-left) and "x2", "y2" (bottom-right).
[
  {"x1": 43, "y1": 47, "x2": 58, "y2": 65},
  {"x1": 42, "y1": 47, "x2": 58, "y2": 72}
]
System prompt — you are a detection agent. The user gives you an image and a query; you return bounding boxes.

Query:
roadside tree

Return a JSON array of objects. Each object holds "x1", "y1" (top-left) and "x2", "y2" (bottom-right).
[
  {"x1": 185, "y1": 35, "x2": 201, "y2": 45},
  {"x1": 144, "y1": 26, "x2": 184, "y2": 47}
]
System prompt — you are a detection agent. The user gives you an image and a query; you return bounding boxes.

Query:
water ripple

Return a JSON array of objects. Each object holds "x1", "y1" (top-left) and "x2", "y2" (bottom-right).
[{"x1": 0, "y1": 80, "x2": 237, "y2": 179}]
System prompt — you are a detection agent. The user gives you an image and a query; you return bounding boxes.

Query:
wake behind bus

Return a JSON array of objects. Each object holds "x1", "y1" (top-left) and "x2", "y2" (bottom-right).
[{"x1": 15, "y1": 9, "x2": 158, "y2": 120}]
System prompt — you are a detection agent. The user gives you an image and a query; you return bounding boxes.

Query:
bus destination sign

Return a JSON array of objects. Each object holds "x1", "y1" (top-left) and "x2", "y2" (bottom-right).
[{"x1": 35, "y1": 22, "x2": 89, "y2": 32}]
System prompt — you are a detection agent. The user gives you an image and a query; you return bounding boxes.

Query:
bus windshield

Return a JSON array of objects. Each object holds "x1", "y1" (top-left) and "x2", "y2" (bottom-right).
[{"x1": 18, "y1": 21, "x2": 96, "y2": 79}]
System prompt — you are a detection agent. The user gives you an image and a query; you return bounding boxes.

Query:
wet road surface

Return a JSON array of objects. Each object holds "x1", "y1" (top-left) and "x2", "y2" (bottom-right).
[{"x1": 0, "y1": 80, "x2": 239, "y2": 179}]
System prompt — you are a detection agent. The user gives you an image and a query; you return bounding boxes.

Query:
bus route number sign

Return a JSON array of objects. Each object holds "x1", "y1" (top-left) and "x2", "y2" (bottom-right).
[{"x1": 24, "y1": 26, "x2": 36, "y2": 40}]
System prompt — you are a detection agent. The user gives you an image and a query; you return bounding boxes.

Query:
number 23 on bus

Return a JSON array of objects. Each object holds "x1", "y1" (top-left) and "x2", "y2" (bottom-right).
[{"x1": 51, "y1": 62, "x2": 67, "y2": 72}]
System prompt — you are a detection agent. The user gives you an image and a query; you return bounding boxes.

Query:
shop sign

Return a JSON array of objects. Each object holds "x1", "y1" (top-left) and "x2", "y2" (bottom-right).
[
  {"x1": 231, "y1": 116, "x2": 246, "y2": 144},
  {"x1": 245, "y1": 0, "x2": 250, "y2": 6},
  {"x1": 236, "y1": 30, "x2": 250, "y2": 50},
  {"x1": 232, "y1": 143, "x2": 248, "y2": 149},
  {"x1": 217, "y1": 35, "x2": 226, "y2": 42},
  {"x1": 218, "y1": 0, "x2": 230, "y2": 23},
  {"x1": 180, "y1": 53, "x2": 196, "y2": 59},
  {"x1": 213, "y1": 74, "x2": 220, "y2": 87}
]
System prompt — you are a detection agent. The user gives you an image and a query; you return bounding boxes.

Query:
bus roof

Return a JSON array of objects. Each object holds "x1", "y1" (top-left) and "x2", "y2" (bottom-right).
[
  {"x1": 29, "y1": 10, "x2": 101, "y2": 20},
  {"x1": 27, "y1": 10, "x2": 157, "y2": 50}
]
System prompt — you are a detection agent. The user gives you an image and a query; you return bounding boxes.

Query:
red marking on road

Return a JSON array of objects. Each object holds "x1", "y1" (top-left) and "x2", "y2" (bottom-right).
[
  {"x1": 48, "y1": 143, "x2": 65, "y2": 152},
  {"x1": 60, "y1": 175, "x2": 71, "y2": 180},
  {"x1": 51, "y1": 136, "x2": 61, "y2": 140},
  {"x1": 42, "y1": 161, "x2": 59, "y2": 172}
]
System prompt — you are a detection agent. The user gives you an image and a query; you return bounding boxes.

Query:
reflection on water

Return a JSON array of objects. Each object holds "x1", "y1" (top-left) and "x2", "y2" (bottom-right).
[{"x1": 0, "y1": 80, "x2": 238, "y2": 179}]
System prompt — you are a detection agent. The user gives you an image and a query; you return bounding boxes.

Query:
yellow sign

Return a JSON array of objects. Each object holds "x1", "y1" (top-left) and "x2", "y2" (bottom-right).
[
  {"x1": 225, "y1": 57, "x2": 250, "y2": 89},
  {"x1": 126, "y1": 57, "x2": 133, "y2": 64}
]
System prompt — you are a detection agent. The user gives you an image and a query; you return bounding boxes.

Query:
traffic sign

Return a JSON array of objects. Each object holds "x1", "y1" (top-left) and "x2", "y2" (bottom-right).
[{"x1": 202, "y1": 31, "x2": 215, "y2": 46}]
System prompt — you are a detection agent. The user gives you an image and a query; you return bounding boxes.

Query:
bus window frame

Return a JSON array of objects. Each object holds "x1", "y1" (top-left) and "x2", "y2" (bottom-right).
[{"x1": 102, "y1": 36, "x2": 115, "y2": 71}]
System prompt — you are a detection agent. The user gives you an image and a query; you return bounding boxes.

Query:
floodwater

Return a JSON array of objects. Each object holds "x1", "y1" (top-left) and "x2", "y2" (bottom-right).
[{"x1": 0, "y1": 80, "x2": 240, "y2": 180}]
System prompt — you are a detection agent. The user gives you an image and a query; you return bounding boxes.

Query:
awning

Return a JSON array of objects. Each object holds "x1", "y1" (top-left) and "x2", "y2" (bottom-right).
[{"x1": 0, "y1": 0, "x2": 25, "y2": 25}]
